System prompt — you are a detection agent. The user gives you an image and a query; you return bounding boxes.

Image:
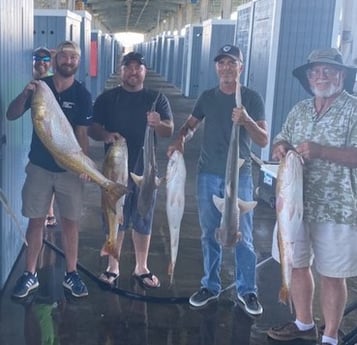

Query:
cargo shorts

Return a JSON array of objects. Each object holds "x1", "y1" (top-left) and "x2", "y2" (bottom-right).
[
  {"x1": 22, "y1": 162, "x2": 84, "y2": 221},
  {"x1": 271, "y1": 221, "x2": 357, "y2": 278}
]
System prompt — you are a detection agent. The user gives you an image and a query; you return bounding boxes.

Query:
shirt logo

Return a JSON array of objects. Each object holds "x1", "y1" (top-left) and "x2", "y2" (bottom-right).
[{"x1": 62, "y1": 101, "x2": 75, "y2": 109}]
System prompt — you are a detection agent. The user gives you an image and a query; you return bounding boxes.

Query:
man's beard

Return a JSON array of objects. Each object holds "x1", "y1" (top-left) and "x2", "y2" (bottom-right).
[
  {"x1": 56, "y1": 64, "x2": 78, "y2": 77},
  {"x1": 311, "y1": 81, "x2": 343, "y2": 98}
]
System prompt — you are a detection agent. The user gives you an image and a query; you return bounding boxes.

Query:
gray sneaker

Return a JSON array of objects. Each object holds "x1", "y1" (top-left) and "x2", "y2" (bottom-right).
[
  {"x1": 189, "y1": 288, "x2": 219, "y2": 308},
  {"x1": 12, "y1": 271, "x2": 39, "y2": 298},
  {"x1": 267, "y1": 321, "x2": 318, "y2": 341},
  {"x1": 63, "y1": 271, "x2": 88, "y2": 298}
]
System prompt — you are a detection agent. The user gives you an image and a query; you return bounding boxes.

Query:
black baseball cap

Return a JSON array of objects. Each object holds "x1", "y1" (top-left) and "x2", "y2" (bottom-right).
[
  {"x1": 121, "y1": 52, "x2": 146, "y2": 66},
  {"x1": 214, "y1": 44, "x2": 243, "y2": 63}
]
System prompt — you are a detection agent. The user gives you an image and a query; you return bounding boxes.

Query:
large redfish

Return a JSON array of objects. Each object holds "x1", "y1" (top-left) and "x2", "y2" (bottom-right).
[
  {"x1": 166, "y1": 150, "x2": 186, "y2": 284},
  {"x1": 274, "y1": 150, "x2": 303, "y2": 307},
  {"x1": 31, "y1": 81, "x2": 127, "y2": 210},
  {"x1": 101, "y1": 137, "x2": 128, "y2": 258}
]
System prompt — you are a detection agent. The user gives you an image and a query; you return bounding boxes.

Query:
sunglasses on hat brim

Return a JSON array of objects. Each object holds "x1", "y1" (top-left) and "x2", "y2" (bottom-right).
[{"x1": 33, "y1": 56, "x2": 51, "y2": 62}]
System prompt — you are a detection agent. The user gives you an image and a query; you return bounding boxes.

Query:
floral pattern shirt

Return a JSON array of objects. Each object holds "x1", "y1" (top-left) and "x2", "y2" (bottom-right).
[{"x1": 274, "y1": 90, "x2": 357, "y2": 225}]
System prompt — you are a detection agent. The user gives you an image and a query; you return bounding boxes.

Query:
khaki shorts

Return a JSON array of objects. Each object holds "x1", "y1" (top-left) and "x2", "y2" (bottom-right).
[
  {"x1": 271, "y1": 221, "x2": 357, "y2": 278},
  {"x1": 22, "y1": 162, "x2": 84, "y2": 221}
]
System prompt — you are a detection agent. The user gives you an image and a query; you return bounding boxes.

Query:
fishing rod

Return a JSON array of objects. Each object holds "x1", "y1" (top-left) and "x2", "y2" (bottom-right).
[{"x1": 43, "y1": 238, "x2": 189, "y2": 305}]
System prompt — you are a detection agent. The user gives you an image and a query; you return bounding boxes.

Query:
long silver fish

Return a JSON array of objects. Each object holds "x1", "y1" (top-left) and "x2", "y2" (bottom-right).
[
  {"x1": 212, "y1": 82, "x2": 256, "y2": 246},
  {"x1": 130, "y1": 125, "x2": 161, "y2": 217},
  {"x1": 31, "y1": 80, "x2": 128, "y2": 210},
  {"x1": 101, "y1": 137, "x2": 128, "y2": 258},
  {"x1": 212, "y1": 131, "x2": 257, "y2": 246},
  {"x1": 166, "y1": 150, "x2": 186, "y2": 284},
  {"x1": 274, "y1": 149, "x2": 303, "y2": 307}
]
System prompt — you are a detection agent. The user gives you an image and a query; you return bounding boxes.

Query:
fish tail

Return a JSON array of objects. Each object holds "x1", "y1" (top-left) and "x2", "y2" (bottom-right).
[
  {"x1": 168, "y1": 262, "x2": 175, "y2": 286},
  {"x1": 100, "y1": 239, "x2": 119, "y2": 259},
  {"x1": 278, "y1": 286, "x2": 289, "y2": 305}
]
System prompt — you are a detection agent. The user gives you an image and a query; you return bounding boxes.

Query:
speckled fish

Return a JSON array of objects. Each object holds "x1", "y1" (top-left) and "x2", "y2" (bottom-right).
[
  {"x1": 212, "y1": 125, "x2": 257, "y2": 247},
  {"x1": 31, "y1": 80, "x2": 127, "y2": 210},
  {"x1": 166, "y1": 150, "x2": 186, "y2": 284},
  {"x1": 130, "y1": 126, "x2": 161, "y2": 217},
  {"x1": 275, "y1": 150, "x2": 303, "y2": 306},
  {"x1": 101, "y1": 137, "x2": 128, "y2": 258}
]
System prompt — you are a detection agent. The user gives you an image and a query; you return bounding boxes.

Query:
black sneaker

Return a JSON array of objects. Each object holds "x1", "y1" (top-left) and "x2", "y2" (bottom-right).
[
  {"x1": 189, "y1": 288, "x2": 219, "y2": 308},
  {"x1": 12, "y1": 271, "x2": 39, "y2": 298},
  {"x1": 237, "y1": 292, "x2": 263, "y2": 316},
  {"x1": 63, "y1": 271, "x2": 88, "y2": 298}
]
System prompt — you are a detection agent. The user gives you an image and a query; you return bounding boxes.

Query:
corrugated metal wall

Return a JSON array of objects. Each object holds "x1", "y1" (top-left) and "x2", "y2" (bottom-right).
[
  {"x1": 199, "y1": 19, "x2": 236, "y2": 94},
  {"x1": 75, "y1": 10, "x2": 92, "y2": 88},
  {"x1": 0, "y1": 0, "x2": 34, "y2": 289},
  {"x1": 34, "y1": 9, "x2": 81, "y2": 50},
  {"x1": 182, "y1": 24, "x2": 203, "y2": 98}
]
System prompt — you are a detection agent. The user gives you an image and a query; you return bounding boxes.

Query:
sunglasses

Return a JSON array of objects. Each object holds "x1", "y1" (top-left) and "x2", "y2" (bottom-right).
[{"x1": 33, "y1": 56, "x2": 51, "y2": 62}]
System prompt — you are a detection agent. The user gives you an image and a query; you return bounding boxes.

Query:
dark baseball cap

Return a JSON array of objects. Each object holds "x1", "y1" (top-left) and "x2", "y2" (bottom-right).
[
  {"x1": 214, "y1": 44, "x2": 243, "y2": 63},
  {"x1": 120, "y1": 52, "x2": 146, "y2": 66}
]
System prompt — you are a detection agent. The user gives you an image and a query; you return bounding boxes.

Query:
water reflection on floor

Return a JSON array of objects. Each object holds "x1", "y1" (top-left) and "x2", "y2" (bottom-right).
[{"x1": 1, "y1": 71, "x2": 357, "y2": 345}]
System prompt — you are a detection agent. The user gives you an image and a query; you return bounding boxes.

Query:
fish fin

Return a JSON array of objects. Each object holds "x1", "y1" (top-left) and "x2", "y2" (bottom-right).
[
  {"x1": 212, "y1": 195, "x2": 224, "y2": 213},
  {"x1": 276, "y1": 196, "x2": 284, "y2": 213},
  {"x1": 155, "y1": 176, "x2": 162, "y2": 187},
  {"x1": 103, "y1": 182, "x2": 128, "y2": 213},
  {"x1": 238, "y1": 158, "x2": 245, "y2": 168},
  {"x1": 130, "y1": 172, "x2": 143, "y2": 186},
  {"x1": 238, "y1": 199, "x2": 257, "y2": 213}
]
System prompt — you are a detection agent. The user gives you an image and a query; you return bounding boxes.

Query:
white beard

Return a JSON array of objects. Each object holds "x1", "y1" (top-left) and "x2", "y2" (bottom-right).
[{"x1": 311, "y1": 79, "x2": 343, "y2": 98}]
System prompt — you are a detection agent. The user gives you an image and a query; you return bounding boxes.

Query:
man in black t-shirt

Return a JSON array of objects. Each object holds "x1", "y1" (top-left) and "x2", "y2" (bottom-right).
[
  {"x1": 7, "y1": 41, "x2": 92, "y2": 299},
  {"x1": 89, "y1": 52, "x2": 174, "y2": 289}
]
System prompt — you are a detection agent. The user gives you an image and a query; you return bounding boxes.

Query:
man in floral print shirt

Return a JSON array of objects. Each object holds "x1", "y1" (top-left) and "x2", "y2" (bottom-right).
[{"x1": 267, "y1": 48, "x2": 357, "y2": 345}]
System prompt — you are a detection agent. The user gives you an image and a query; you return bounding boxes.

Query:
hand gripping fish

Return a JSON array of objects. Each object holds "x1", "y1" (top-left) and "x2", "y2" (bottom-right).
[
  {"x1": 274, "y1": 150, "x2": 303, "y2": 307},
  {"x1": 166, "y1": 150, "x2": 186, "y2": 284},
  {"x1": 31, "y1": 81, "x2": 128, "y2": 211},
  {"x1": 212, "y1": 81, "x2": 257, "y2": 247},
  {"x1": 101, "y1": 137, "x2": 128, "y2": 258},
  {"x1": 130, "y1": 92, "x2": 162, "y2": 217}
]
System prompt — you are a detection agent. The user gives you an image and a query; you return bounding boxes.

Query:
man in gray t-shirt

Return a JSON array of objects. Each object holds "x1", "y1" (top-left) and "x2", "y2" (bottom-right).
[{"x1": 167, "y1": 44, "x2": 268, "y2": 316}]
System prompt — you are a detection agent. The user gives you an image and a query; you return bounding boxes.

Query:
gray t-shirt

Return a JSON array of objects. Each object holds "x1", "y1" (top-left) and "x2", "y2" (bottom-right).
[{"x1": 192, "y1": 86, "x2": 265, "y2": 177}]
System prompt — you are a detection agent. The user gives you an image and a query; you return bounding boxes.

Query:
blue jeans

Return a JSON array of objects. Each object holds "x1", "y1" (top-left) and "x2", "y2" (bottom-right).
[{"x1": 196, "y1": 167, "x2": 257, "y2": 296}]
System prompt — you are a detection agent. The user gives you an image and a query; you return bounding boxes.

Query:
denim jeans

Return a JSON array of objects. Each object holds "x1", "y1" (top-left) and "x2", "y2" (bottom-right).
[{"x1": 196, "y1": 166, "x2": 257, "y2": 296}]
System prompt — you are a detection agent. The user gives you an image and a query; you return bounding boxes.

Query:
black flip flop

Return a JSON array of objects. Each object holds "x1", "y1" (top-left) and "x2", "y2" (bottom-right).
[
  {"x1": 133, "y1": 272, "x2": 161, "y2": 289},
  {"x1": 98, "y1": 271, "x2": 119, "y2": 286}
]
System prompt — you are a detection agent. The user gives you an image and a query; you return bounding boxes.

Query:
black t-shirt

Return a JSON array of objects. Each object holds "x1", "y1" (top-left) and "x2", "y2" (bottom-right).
[
  {"x1": 28, "y1": 76, "x2": 93, "y2": 172},
  {"x1": 92, "y1": 86, "x2": 173, "y2": 173}
]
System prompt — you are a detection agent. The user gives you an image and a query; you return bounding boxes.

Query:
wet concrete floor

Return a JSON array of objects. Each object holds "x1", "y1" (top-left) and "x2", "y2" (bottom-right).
[{"x1": 1, "y1": 71, "x2": 357, "y2": 345}]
